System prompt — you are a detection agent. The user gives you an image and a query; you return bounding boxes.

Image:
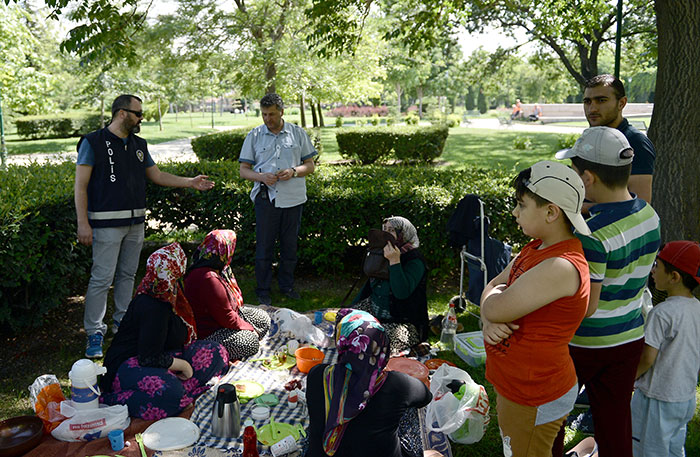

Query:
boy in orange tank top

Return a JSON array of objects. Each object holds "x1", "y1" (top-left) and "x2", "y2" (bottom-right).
[{"x1": 481, "y1": 161, "x2": 591, "y2": 457}]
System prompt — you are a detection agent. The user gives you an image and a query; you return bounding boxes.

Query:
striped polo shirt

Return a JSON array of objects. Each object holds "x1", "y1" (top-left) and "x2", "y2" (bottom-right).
[{"x1": 571, "y1": 197, "x2": 660, "y2": 348}]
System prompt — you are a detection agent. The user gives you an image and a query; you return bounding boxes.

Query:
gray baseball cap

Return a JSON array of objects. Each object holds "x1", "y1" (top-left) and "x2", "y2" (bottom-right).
[
  {"x1": 526, "y1": 161, "x2": 591, "y2": 236},
  {"x1": 555, "y1": 126, "x2": 634, "y2": 166}
]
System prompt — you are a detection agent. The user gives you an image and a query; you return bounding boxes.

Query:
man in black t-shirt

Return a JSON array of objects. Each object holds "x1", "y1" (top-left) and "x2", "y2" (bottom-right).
[{"x1": 582, "y1": 74, "x2": 656, "y2": 204}]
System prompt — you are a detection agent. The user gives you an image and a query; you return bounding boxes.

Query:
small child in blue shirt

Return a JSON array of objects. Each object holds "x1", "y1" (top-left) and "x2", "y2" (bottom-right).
[{"x1": 632, "y1": 241, "x2": 700, "y2": 457}]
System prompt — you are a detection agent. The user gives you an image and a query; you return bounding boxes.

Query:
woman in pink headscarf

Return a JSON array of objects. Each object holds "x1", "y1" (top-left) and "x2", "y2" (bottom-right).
[{"x1": 305, "y1": 309, "x2": 432, "y2": 457}]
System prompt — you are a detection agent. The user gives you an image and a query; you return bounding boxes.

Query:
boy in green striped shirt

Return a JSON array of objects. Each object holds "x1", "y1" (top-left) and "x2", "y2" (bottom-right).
[{"x1": 552, "y1": 126, "x2": 661, "y2": 457}]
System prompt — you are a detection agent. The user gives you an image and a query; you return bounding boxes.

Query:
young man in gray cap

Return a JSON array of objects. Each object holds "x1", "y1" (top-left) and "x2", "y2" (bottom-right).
[{"x1": 552, "y1": 126, "x2": 661, "y2": 457}]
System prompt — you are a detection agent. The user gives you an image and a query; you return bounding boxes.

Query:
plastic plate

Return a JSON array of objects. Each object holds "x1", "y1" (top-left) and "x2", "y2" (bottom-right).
[
  {"x1": 256, "y1": 419, "x2": 300, "y2": 446},
  {"x1": 233, "y1": 380, "x2": 265, "y2": 403},
  {"x1": 142, "y1": 417, "x2": 200, "y2": 451}
]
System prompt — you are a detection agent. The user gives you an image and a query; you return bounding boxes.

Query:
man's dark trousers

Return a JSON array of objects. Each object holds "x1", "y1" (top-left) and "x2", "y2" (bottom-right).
[{"x1": 254, "y1": 191, "x2": 303, "y2": 297}]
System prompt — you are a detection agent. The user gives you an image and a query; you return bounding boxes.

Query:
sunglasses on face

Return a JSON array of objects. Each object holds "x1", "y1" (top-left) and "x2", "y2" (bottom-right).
[{"x1": 122, "y1": 108, "x2": 143, "y2": 118}]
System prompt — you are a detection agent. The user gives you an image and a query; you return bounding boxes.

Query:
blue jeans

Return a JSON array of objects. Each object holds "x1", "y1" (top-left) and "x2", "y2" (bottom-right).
[
  {"x1": 84, "y1": 224, "x2": 144, "y2": 336},
  {"x1": 631, "y1": 390, "x2": 695, "y2": 457},
  {"x1": 254, "y1": 193, "x2": 303, "y2": 296}
]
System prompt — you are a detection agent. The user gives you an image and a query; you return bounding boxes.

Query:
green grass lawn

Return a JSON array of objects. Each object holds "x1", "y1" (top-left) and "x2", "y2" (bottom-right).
[
  {"x1": 4, "y1": 112, "x2": 262, "y2": 155},
  {"x1": 5, "y1": 113, "x2": 564, "y2": 171}
]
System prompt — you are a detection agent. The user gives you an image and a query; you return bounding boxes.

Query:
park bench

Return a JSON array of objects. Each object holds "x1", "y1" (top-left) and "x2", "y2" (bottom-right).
[
  {"x1": 498, "y1": 116, "x2": 512, "y2": 127},
  {"x1": 629, "y1": 120, "x2": 648, "y2": 131}
]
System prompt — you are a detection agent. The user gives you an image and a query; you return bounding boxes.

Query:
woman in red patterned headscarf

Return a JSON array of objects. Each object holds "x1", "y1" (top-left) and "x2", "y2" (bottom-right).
[
  {"x1": 101, "y1": 243, "x2": 229, "y2": 420},
  {"x1": 184, "y1": 230, "x2": 271, "y2": 361}
]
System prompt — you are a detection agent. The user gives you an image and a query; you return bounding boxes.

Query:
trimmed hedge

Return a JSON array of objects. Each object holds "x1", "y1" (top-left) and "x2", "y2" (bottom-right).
[
  {"x1": 15, "y1": 113, "x2": 110, "y2": 140},
  {"x1": 336, "y1": 126, "x2": 449, "y2": 164},
  {"x1": 0, "y1": 161, "x2": 92, "y2": 331},
  {"x1": 0, "y1": 160, "x2": 525, "y2": 333},
  {"x1": 191, "y1": 127, "x2": 323, "y2": 162},
  {"x1": 145, "y1": 162, "x2": 525, "y2": 276},
  {"x1": 191, "y1": 128, "x2": 248, "y2": 161}
]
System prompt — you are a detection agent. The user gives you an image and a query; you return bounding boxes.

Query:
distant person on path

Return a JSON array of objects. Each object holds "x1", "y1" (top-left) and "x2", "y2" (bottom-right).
[
  {"x1": 75, "y1": 94, "x2": 215, "y2": 358},
  {"x1": 239, "y1": 93, "x2": 317, "y2": 306},
  {"x1": 510, "y1": 99, "x2": 522, "y2": 120},
  {"x1": 583, "y1": 74, "x2": 656, "y2": 203},
  {"x1": 529, "y1": 103, "x2": 542, "y2": 121}
]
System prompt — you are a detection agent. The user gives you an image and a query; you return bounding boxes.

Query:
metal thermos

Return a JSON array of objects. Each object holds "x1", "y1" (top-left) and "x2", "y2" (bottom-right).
[{"x1": 211, "y1": 383, "x2": 241, "y2": 438}]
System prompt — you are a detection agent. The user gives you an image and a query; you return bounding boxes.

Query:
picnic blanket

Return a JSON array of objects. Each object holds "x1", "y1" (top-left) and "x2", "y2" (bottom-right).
[
  {"x1": 22, "y1": 306, "x2": 451, "y2": 457},
  {"x1": 156, "y1": 306, "x2": 451, "y2": 457}
]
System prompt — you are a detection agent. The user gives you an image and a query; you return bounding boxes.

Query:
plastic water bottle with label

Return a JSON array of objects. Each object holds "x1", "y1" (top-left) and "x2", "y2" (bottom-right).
[{"x1": 440, "y1": 302, "x2": 458, "y2": 350}]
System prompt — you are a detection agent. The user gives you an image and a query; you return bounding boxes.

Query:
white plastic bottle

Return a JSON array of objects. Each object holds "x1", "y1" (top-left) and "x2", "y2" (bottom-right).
[
  {"x1": 69, "y1": 359, "x2": 107, "y2": 410},
  {"x1": 440, "y1": 302, "x2": 458, "y2": 350}
]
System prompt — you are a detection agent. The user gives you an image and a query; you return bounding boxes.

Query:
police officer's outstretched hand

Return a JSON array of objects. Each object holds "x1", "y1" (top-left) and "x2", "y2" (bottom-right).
[{"x1": 190, "y1": 175, "x2": 215, "y2": 191}]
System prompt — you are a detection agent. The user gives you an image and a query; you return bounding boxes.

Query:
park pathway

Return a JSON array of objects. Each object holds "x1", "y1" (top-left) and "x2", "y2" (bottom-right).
[{"x1": 5, "y1": 120, "x2": 585, "y2": 166}]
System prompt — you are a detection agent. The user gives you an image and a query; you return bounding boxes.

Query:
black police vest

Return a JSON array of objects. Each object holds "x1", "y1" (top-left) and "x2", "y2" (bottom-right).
[{"x1": 77, "y1": 128, "x2": 148, "y2": 228}]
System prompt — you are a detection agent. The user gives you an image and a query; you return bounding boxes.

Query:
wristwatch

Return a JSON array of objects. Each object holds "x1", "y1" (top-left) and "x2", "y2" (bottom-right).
[{"x1": 292, "y1": 167, "x2": 298, "y2": 177}]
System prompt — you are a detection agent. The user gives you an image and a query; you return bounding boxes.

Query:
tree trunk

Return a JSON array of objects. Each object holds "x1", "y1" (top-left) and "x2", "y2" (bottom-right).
[
  {"x1": 100, "y1": 97, "x2": 105, "y2": 128},
  {"x1": 649, "y1": 0, "x2": 700, "y2": 241},
  {"x1": 417, "y1": 86, "x2": 423, "y2": 119},
  {"x1": 157, "y1": 98, "x2": 162, "y2": 131},
  {"x1": 395, "y1": 83, "x2": 403, "y2": 115},
  {"x1": 265, "y1": 61, "x2": 277, "y2": 94},
  {"x1": 310, "y1": 102, "x2": 318, "y2": 127},
  {"x1": 317, "y1": 101, "x2": 324, "y2": 127},
  {"x1": 300, "y1": 94, "x2": 307, "y2": 128},
  {"x1": 189, "y1": 102, "x2": 193, "y2": 127}
]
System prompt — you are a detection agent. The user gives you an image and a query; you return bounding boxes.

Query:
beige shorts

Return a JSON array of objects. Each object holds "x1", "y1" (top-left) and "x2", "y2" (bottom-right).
[{"x1": 496, "y1": 393, "x2": 567, "y2": 457}]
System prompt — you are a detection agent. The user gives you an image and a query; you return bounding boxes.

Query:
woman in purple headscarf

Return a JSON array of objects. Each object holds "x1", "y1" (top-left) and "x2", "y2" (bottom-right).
[{"x1": 305, "y1": 310, "x2": 432, "y2": 457}]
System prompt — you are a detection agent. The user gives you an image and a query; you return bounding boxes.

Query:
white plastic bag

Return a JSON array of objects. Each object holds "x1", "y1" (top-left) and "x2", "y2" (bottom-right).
[
  {"x1": 50, "y1": 400, "x2": 130, "y2": 442},
  {"x1": 274, "y1": 309, "x2": 326, "y2": 346},
  {"x1": 425, "y1": 364, "x2": 490, "y2": 444}
]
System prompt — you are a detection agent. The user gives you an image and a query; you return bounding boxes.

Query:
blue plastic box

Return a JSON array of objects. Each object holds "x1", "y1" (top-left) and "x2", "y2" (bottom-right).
[{"x1": 454, "y1": 331, "x2": 486, "y2": 367}]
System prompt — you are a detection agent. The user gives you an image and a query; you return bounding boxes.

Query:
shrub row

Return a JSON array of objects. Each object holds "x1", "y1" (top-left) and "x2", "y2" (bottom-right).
[
  {"x1": 336, "y1": 126, "x2": 449, "y2": 164},
  {"x1": 0, "y1": 160, "x2": 525, "y2": 333},
  {"x1": 191, "y1": 127, "x2": 323, "y2": 162},
  {"x1": 326, "y1": 105, "x2": 389, "y2": 118},
  {"x1": 15, "y1": 113, "x2": 110, "y2": 140},
  {"x1": 0, "y1": 161, "x2": 92, "y2": 331}
]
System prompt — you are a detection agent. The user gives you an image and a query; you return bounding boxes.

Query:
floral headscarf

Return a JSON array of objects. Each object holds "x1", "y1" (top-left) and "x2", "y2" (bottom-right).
[
  {"x1": 136, "y1": 242, "x2": 197, "y2": 344},
  {"x1": 383, "y1": 216, "x2": 419, "y2": 252},
  {"x1": 188, "y1": 230, "x2": 243, "y2": 312},
  {"x1": 322, "y1": 309, "x2": 390, "y2": 455}
]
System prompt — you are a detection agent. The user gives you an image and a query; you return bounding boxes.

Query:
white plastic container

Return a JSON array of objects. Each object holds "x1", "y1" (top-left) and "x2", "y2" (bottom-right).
[
  {"x1": 454, "y1": 332, "x2": 486, "y2": 367},
  {"x1": 270, "y1": 435, "x2": 297, "y2": 456},
  {"x1": 69, "y1": 359, "x2": 107, "y2": 410}
]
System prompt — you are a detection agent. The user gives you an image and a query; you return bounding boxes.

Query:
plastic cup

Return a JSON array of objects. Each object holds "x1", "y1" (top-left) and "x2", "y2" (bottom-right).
[{"x1": 108, "y1": 429, "x2": 124, "y2": 451}]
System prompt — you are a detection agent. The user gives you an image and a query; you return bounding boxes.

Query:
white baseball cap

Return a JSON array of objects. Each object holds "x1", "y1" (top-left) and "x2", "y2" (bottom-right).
[
  {"x1": 555, "y1": 126, "x2": 634, "y2": 166},
  {"x1": 526, "y1": 161, "x2": 591, "y2": 236}
]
